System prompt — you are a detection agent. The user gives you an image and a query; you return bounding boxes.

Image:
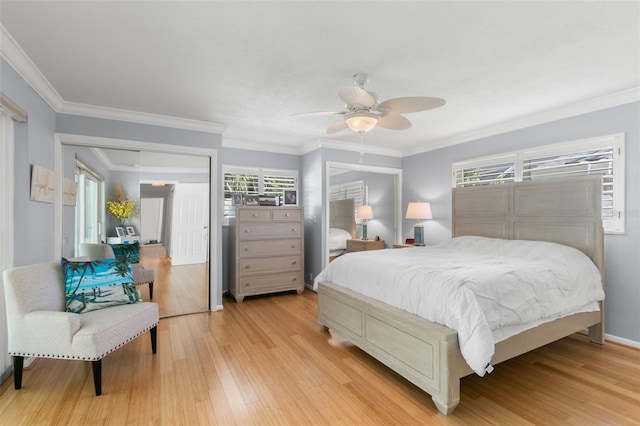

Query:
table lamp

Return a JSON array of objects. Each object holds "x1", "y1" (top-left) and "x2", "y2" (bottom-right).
[
  {"x1": 356, "y1": 205, "x2": 374, "y2": 240},
  {"x1": 405, "y1": 202, "x2": 432, "y2": 246}
]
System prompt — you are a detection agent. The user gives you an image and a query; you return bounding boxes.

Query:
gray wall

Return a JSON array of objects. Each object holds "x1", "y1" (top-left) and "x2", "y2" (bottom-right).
[
  {"x1": 402, "y1": 101, "x2": 640, "y2": 343},
  {"x1": 302, "y1": 149, "x2": 323, "y2": 283},
  {"x1": 1, "y1": 58, "x2": 57, "y2": 266}
]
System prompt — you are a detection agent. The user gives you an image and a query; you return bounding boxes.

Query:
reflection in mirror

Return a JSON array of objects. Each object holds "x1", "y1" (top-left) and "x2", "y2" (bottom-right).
[
  {"x1": 63, "y1": 145, "x2": 210, "y2": 318},
  {"x1": 139, "y1": 151, "x2": 210, "y2": 317},
  {"x1": 325, "y1": 163, "x2": 401, "y2": 267}
]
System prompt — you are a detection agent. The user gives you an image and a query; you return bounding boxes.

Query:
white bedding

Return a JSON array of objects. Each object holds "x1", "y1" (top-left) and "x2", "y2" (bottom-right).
[
  {"x1": 314, "y1": 236, "x2": 604, "y2": 376},
  {"x1": 328, "y1": 227, "x2": 351, "y2": 251}
]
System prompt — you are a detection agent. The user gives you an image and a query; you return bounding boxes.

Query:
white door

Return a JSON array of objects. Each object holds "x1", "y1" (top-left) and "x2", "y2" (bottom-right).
[
  {"x1": 170, "y1": 183, "x2": 209, "y2": 266},
  {"x1": 140, "y1": 198, "x2": 164, "y2": 243}
]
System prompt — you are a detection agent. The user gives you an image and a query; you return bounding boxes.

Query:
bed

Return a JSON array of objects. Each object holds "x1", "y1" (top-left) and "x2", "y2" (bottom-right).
[
  {"x1": 315, "y1": 177, "x2": 605, "y2": 415},
  {"x1": 328, "y1": 198, "x2": 356, "y2": 262}
]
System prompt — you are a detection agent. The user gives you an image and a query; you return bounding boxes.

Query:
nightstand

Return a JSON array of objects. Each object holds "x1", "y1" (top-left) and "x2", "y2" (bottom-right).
[
  {"x1": 392, "y1": 243, "x2": 414, "y2": 248},
  {"x1": 346, "y1": 239, "x2": 385, "y2": 253}
]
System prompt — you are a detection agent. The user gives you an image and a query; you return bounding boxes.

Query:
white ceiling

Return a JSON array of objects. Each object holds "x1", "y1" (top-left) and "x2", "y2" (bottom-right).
[{"x1": 2, "y1": 1, "x2": 639, "y2": 157}]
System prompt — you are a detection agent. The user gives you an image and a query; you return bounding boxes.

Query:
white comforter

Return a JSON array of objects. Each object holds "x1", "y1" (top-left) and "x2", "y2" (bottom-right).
[{"x1": 314, "y1": 236, "x2": 604, "y2": 376}]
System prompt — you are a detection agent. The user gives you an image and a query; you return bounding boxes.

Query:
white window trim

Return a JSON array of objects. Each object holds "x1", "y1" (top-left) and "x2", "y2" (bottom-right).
[
  {"x1": 222, "y1": 165, "x2": 299, "y2": 225},
  {"x1": 0, "y1": 111, "x2": 15, "y2": 381},
  {"x1": 452, "y1": 133, "x2": 625, "y2": 234}
]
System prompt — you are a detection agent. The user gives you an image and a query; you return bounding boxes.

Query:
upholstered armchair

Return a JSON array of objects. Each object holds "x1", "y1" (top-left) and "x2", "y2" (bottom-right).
[
  {"x1": 78, "y1": 243, "x2": 155, "y2": 299},
  {"x1": 3, "y1": 261, "x2": 159, "y2": 395}
]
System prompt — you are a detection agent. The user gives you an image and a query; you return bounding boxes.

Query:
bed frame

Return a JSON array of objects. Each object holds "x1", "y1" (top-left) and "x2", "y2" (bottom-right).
[{"x1": 317, "y1": 177, "x2": 604, "y2": 415}]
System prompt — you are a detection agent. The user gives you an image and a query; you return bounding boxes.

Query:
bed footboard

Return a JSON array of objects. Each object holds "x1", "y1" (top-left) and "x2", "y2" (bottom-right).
[{"x1": 317, "y1": 281, "x2": 465, "y2": 415}]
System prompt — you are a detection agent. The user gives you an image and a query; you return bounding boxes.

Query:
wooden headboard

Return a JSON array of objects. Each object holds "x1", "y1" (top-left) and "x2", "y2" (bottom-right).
[
  {"x1": 330, "y1": 198, "x2": 356, "y2": 239},
  {"x1": 452, "y1": 176, "x2": 603, "y2": 274}
]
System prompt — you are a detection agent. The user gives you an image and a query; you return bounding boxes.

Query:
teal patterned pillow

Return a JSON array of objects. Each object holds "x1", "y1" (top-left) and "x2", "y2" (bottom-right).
[
  {"x1": 109, "y1": 242, "x2": 140, "y2": 264},
  {"x1": 61, "y1": 257, "x2": 141, "y2": 313}
]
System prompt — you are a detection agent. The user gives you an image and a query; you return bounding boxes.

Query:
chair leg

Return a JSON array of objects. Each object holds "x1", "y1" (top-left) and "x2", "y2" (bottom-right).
[
  {"x1": 92, "y1": 360, "x2": 102, "y2": 396},
  {"x1": 148, "y1": 281, "x2": 154, "y2": 300},
  {"x1": 13, "y1": 356, "x2": 24, "y2": 390},
  {"x1": 150, "y1": 325, "x2": 157, "y2": 354}
]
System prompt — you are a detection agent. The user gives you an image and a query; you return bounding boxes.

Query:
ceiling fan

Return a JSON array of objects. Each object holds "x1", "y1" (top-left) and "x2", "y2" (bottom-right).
[{"x1": 320, "y1": 73, "x2": 446, "y2": 134}]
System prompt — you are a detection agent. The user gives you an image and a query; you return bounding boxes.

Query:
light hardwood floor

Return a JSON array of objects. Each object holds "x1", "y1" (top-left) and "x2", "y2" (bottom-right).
[
  {"x1": 139, "y1": 248, "x2": 209, "y2": 317},
  {"x1": 1, "y1": 290, "x2": 638, "y2": 425}
]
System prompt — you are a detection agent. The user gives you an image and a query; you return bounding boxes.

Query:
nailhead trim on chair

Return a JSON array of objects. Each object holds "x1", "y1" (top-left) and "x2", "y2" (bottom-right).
[{"x1": 9, "y1": 322, "x2": 159, "y2": 361}]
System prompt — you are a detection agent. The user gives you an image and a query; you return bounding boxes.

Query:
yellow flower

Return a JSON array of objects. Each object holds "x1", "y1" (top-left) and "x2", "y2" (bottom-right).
[{"x1": 107, "y1": 186, "x2": 138, "y2": 223}]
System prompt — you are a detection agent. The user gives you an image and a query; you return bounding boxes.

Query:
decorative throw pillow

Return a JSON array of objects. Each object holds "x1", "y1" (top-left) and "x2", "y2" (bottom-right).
[
  {"x1": 109, "y1": 242, "x2": 140, "y2": 264},
  {"x1": 61, "y1": 257, "x2": 141, "y2": 314}
]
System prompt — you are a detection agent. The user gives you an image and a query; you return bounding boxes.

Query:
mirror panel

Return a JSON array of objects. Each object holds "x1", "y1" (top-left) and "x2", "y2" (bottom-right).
[
  {"x1": 63, "y1": 145, "x2": 210, "y2": 318},
  {"x1": 325, "y1": 162, "x2": 401, "y2": 267}
]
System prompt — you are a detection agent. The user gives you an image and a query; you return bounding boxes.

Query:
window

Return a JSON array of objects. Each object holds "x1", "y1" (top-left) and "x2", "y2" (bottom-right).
[
  {"x1": 452, "y1": 134, "x2": 625, "y2": 234},
  {"x1": 75, "y1": 158, "x2": 105, "y2": 252},
  {"x1": 223, "y1": 166, "x2": 298, "y2": 222},
  {"x1": 453, "y1": 154, "x2": 516, "y2": 187}
]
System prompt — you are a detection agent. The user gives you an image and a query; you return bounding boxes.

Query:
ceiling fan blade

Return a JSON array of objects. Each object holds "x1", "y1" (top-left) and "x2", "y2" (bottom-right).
[
  {"x1": 290, "y1": 111, "x2": 347, "y2": 117},
  {"x1": 377, "y1": 96, "x2": 445, "y2": 114},
  {"x1": 377, "y1": 114, "x2": 411, "y2": 130},
  {"x1": 338, "y1": 85, "x2": 376, "y2": 108},
  {"x1": 326, "y1": 120, "x2": 348, "y2": 134}
]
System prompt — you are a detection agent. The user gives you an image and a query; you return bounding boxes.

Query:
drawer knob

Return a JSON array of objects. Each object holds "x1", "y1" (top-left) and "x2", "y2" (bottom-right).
[
  {"x1": 291, "y1": 245, "x2": 295, "y2": 248},
  {"x1": 245, "y1": 282, "x2": 250, "y2": 287},
  {"x1": 291, "y1": 228, "x2": 296, "y2": 232},
  {"x1": 253, "y1": 213, "x2": 258, "y2": 217},
  {"x1": 244, "y1": 248, "x2": 248, "y2": 251},
  {"x1": 292, "y1": 278, "x2": 297, "y2": 282},
  {"x1": 286, "y1": 213, "x2": 290, "y2": 217},
  {"x1": 244, "y1": 265, "x2": 250, "y2": 269},
  {"x1": 292, "y1": 261, "x2": 297, "y2": 265},
  {"x1": 245, "y1": 229, "x2": 250, "y2": 233}
]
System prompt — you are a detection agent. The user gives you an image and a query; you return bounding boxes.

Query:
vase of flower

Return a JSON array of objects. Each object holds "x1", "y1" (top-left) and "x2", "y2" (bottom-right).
[{"x1": 106, "y1": 185, "x2": 138, "y2": 225}]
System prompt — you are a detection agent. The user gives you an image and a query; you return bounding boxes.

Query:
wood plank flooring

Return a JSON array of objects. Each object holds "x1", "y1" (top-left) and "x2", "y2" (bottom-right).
[
  {"x1": 1, "y1": 290, "x2": 638, "y2": 425},
  {"x1": 138, "y1": 252, "x2": 208, "y2": 318}
]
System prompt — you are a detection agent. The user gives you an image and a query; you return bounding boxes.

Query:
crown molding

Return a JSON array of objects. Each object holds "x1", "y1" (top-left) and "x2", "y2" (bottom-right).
[
  {"x1": 60, "y1": 102, "x2": 227, "y2": 134},
  {"x1": 402, "y1": 87, "x2": 640, "y2": 157},
  {"x1": 222, "y1": 138, "x2": 306, "y2": 155},
  {"x1": 223, "y1": 137, "x2": 403, "y2": 158},
  {"x1": 1, "y1": 24, "x2": 64, "y2": 111},
  {"x1": 316, "y1": 138, "x2": 403, "y2": 158}
]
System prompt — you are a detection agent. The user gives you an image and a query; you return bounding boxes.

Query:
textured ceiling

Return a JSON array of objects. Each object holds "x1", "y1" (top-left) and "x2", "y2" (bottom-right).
[{"x1": 2, "y1": 1, "x2": 639, "y2": 156}]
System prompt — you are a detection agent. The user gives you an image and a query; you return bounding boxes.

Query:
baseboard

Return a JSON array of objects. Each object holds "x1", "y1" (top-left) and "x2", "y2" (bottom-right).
[{"x1": 605, "y1": 333, "x2": 640, "y2": 349}]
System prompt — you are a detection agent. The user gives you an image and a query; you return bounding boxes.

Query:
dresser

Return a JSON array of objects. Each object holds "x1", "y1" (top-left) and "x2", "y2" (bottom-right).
[
  {"x1": 346, "y1": 239, "x2": 385, "y2": 253},
  {"x1": 229, "y1": 206, "x2": 304, "y2": 302}
]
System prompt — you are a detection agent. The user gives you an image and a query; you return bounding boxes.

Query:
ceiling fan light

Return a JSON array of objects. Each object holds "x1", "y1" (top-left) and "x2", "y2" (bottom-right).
[{"x1": 345, "y1": 112, "x2": 379, "y2": 133}]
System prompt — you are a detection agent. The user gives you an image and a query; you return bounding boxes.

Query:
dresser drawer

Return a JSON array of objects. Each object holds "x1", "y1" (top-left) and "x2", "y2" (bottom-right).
[
  {"x1": 238, "y1": 208, "x2": 271, "y2": 221},
  {"x1": 239, "y1": 222, "x2": 302, "y2": 239},
  {"x1": 239, "y1": 272, "x2": 302, "y2": 293},
  {"x1": 239, "y1": 255, "x2": 301, "y2": 275},
  {"x1": 272, "y1": 209, "x2": 302, "y2": 222},
  {"x1": 238, "y1": 239, "x2": 302, "y2": 257}
]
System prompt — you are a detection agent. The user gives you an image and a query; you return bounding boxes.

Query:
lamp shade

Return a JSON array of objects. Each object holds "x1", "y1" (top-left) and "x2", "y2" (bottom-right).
[
  {"x1": 356, "y1": 205, "x2": 374, "y2": 220},
  {"x1": 345, "y1": 112, "x2": 379, "y2": 133},
  {"x1": 405, "y1": 202, "x2": 433, "y2": 220}
]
